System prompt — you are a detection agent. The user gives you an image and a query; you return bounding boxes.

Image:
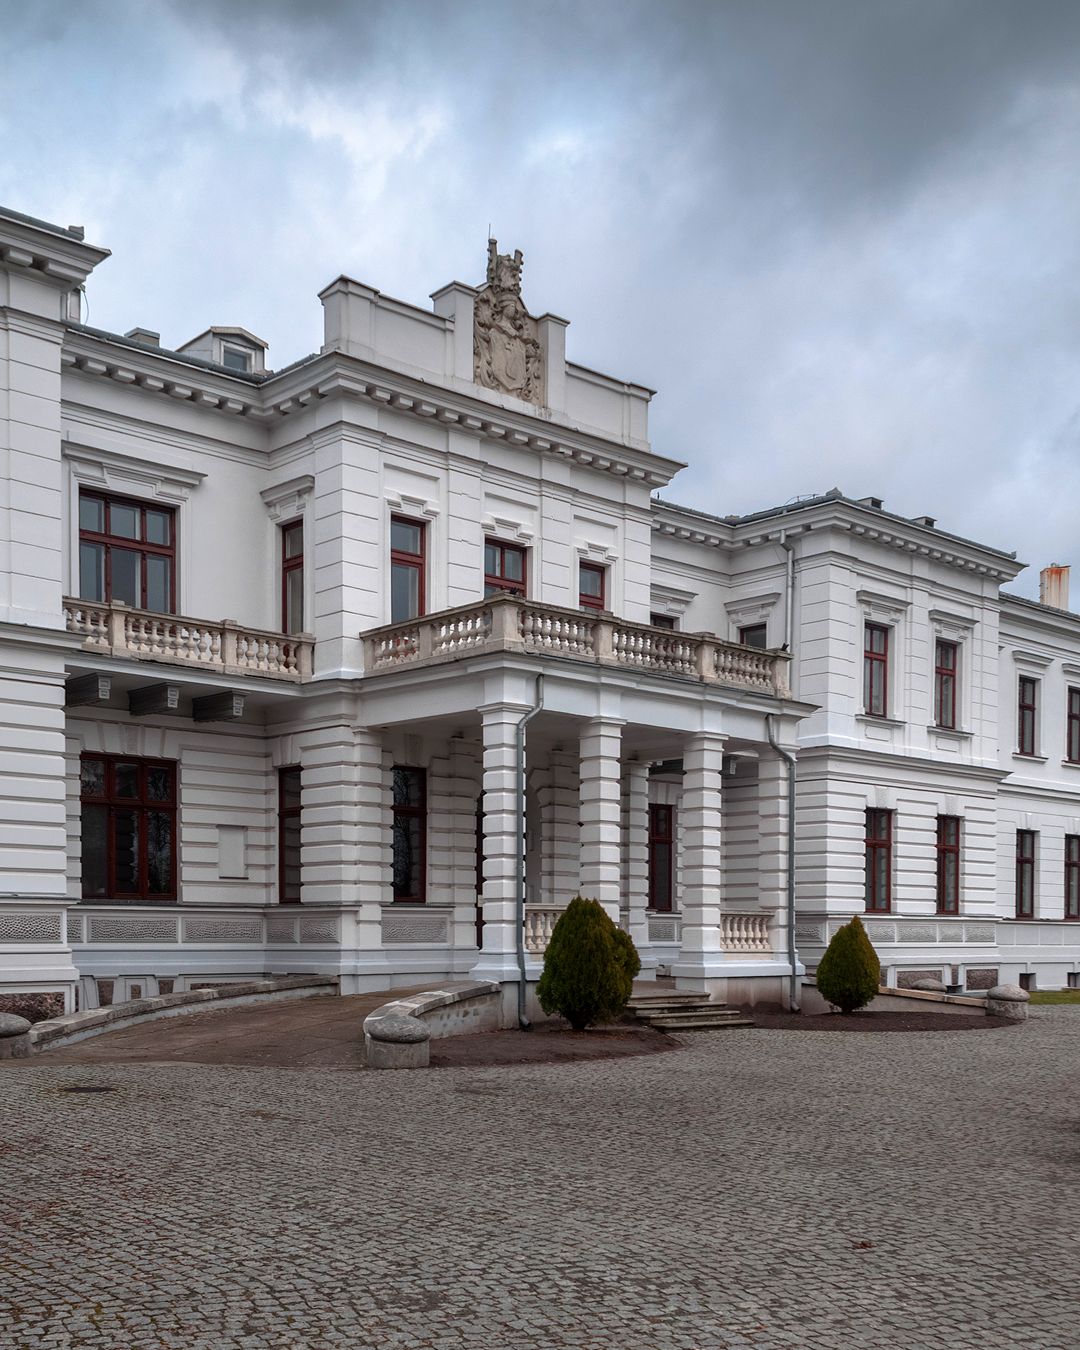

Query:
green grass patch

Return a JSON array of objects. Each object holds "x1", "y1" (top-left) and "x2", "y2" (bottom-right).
[{"x1": 1028, "y1": 989, "x2": 1080, "y2": 1005}]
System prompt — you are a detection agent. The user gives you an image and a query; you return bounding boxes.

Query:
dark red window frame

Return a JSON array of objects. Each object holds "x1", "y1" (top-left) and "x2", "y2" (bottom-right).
[
  {"x1": 1018, "y1": 676, "x2": 1038, "y2": 756},
  {"x1": 650, "y1": 613, "x2": 676, "y2": 631},
  {"x1": 863, "y1": 624, "x2": 889, "y2": 718},
  {"x1": 281, "y1": 520, "x2": 304, "y2": 635},
  {"x1": 1067, "y1": 689, "x2": 1080, "y2": 764},
  {"x1": 739, "y1": 623, "x2": 768, "y2": 649},
  {"x1": 648, "y1": 804, "x2": 675, "y2": 912},
  {"x1": 390, "y1": 515, "x2": 426, "y2": 622},
  {"x1": 78, "y1": 489, "x2": 176, "y2": 613},
  {"x1": 484, "y1": 539, "x2": 527, "y2": 597},
  {"x1": 579, "y1": 561, "x2": 606, "y2": 612},
  {"x1": 1016, "y1": 829, "x2": 1036, "y2": 918},
  {"x1": 278, "y1": 766, "x2": 302, "y2": 904},
  {"x1": 864, "y1": 808, "x2": 892, "y2": 913},
  {"x1": 934, "y1": 639, "x2": 958, "y2": 730},
  {"x1": 79, "y1": 753, "x2": 177, "y2": 902},
  {"x1": 935, "y1": 815, "x2": 961, "y2": 915},
  {"x1": 392, "y1": 766, "x2": 427, "y2": 903},
  {"x1": 1066, "y1": 835, "x2": 1080, "y2": 921}
]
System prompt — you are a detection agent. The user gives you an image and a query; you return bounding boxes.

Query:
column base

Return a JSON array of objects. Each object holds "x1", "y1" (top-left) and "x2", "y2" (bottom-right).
[
  {"x1": 673, "y1": 959, "x2": 805, "y2": 1009},
  {"x1": 469, "y1": 952, "x2": 525, "y2": 985}
]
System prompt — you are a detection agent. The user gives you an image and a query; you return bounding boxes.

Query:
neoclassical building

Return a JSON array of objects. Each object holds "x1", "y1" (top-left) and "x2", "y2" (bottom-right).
[{"x1": 1, "y1": 203, "x2": 1078, "y2": 1020}]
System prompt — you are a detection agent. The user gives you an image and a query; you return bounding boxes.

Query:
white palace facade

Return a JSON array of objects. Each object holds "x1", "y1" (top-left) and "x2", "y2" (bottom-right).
[{"x1": 3, "y1": 205, "x2": 1080, "y2": 1020}]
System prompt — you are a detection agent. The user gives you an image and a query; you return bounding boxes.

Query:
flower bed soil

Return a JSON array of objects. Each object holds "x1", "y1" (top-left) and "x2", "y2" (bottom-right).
[
  {"x1": 748, "y1": 1010, "x2": 1013, "y2": 1033},
  {"x1": 429, "y1": 1020, "x2": 679, "y2": 1068}
]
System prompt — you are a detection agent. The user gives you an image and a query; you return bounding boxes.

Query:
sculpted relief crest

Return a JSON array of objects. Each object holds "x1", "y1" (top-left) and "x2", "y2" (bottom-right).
[{"x1": 473, "y1": 238, "x2": 543, "y2": 404}]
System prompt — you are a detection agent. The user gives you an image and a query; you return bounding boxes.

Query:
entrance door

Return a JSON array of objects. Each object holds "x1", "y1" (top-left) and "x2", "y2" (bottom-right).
[{"x1": 648, "y1": 804, "x2": 675, "y2": 912}]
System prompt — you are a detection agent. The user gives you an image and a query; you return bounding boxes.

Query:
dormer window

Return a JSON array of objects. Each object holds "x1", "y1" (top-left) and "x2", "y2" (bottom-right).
[{"x1": 221, "y1": 345, "x2": 251, "y2": 373}]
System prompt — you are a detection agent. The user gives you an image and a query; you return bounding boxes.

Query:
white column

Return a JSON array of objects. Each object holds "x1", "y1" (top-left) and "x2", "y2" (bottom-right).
[
  {"x1": 546, "y1": 749, "x2": 579, "y2": 906},
  {"x1": 471, "y1": 703, "x2": 526, "y2": 982},
  {"x1": 673, "y1": 733, "x2": 726, "y2": 986},
  {"x1": 579, "y1": 718, "x2": 624, "y2": 921},
  {"x1": 300, "y1": 724, "x2": 388, "y2": 907},
  {"x1": 757, "y1": 751, "x2": 791, "y2": 956},
  {"x1": 623, "y1": 758, "x2": 653, "y2": 968}
]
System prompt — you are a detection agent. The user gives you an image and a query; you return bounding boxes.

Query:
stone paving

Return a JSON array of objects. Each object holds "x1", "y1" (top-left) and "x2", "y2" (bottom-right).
[{"x1": 2, "y1": 1007, "x2": 1080, "y2": 1349}]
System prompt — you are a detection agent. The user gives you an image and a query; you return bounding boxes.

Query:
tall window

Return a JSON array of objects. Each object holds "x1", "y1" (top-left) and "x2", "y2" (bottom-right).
[
  {"x1": 392, "y1": 766, "x2": 426, "y2": 902},
  {"x1": 579, "y1": 562, "x2": 606, "y2": 612},
  {"x1": 390, "y1": 517, "x2": 425, "y2": 623},
  {"x1": 739, "y1": 623, "x2": 768, "y2": 649},
  {"x1": 934, "y1": 640, "x2": 957, "y2": 730},
  {"x1": 1015, "y1": 830, "x2": 1036, "y2": 918},
  {"x1": 935, "y1": 816, "x2": 961, "y2": 915},
  {"x1": 80, "y1": 755, "x2": 176, "y2": 901},
  {"x1": 1066, "y1": 836, "x2": 1080, "y2": 921},
  {"x1": 278, "y1": 767, "x2": 302, "y2": 903},
  {"x1": 1018, "y1": 676, "x2": 1038, "y2": 756},
  {"x1": 863, "y1": 624, "x2": 889, "y2": 717},
  {"x1": 281, "y1": 521, "x2": 304, "y2": 634},
  {"x1": 1068, "y1": 689, "x2": 1080, "y2": 764},
  {"x1": 864, "y1": 808, "x2": 892, "y2": 912},
  {"x1": 79, "y1": 491, "x2": 175, "y2": 613},
  {"x1": 484, "y1": 540, "x2": 527, "y2": 597},
  {"x1": 648, "y1": 804, "x2": 675, "y2": 912}
]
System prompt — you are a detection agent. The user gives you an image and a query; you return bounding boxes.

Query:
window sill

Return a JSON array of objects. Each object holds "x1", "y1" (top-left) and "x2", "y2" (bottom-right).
[
  {"x1": 1012, "y1": 752, "x2": 1048, "y2": 764},
  {"x1": 927, "y1": 725, "x2": 973, "y2": 741},
  {"x1": 855, "y1": 714, "x2": 905, "y2": 730},
  {"x1": 1061, "y1": 759, "x2": 1080, "y2": 771},
  {"x1": 78, "y1": 898, "x2": 179, "y2": 906}
]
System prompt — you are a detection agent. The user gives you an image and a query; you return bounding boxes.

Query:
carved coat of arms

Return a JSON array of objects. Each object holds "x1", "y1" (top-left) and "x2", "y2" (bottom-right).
[{"x1": 474, "y1": 238, "x2": 543, "y2": 404}]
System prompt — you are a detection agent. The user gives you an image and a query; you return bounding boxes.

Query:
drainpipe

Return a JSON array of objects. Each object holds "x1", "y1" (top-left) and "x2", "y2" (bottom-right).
[
  {"x1": 780, "y1": 530, "x2": 795, "y2": 651},
  {"x1": 766, "y1": 714, "x2": 800, "y2": 1012},
  {"x1": 514, "y1": 674, "x2": 544, "y2": 1028}
]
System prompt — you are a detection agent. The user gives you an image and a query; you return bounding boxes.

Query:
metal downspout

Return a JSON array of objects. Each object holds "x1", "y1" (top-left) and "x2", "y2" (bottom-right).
[
  {"x1": 515, "y1": 674, "x2": 544, "y2": 1028},
  {"x1": 780, "y1": 530, "x2": 795, "y2": 650},
  {"x1": 766, "y1": 714, "x2": 799, "y2": 1012}
]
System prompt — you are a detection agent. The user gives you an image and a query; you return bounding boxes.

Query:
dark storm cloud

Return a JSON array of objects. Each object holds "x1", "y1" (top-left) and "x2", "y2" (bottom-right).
[{"x1": 4, "y1": 0, "x2": 1080, "y2": 589}]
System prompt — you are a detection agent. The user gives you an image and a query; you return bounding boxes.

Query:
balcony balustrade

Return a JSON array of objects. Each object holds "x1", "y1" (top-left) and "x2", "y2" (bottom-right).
[
  {"x1": 522, "y1": 905, "x2": 772, "y2": 955},
  {"x1": 363, "y1": 595, "x2": 791, "y2": 697},
  {"x1": 63, "y1": 598, "x2": 313, "y2": 682}
]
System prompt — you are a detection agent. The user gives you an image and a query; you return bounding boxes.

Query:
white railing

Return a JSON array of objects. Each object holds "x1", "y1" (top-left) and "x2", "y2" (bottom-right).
[
  {"x1": 64, "y1": 599, "x2": 314, "y2": 682},
  {"x1": 363, "y1": 595, "x2": 792, "y2": 697},
  {"x1": 524, "y1": 905, "x2": 562, "y2": 954},
  {"x1": 720, "y1": 912, "x2": 772, "y2": 953}
]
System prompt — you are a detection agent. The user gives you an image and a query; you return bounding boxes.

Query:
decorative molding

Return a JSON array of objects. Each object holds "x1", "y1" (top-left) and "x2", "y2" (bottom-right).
[
  {"x1": 929, "y1": 609, "x2": 975, "y2": 642},
  {"x1": 63, "y1": 443, "x2": 205, "y2": 504},
  {"x1": 386, "y1": 490, "x2": 440, "y2": 521},
  {"x1": 260, "y1": 474, "x2": 314, "y2": 523},
  {"x1": 575, "y1": 540, "x2": 619, "y2": 563},
  {"x1": 724, "y1": 591, "x2": 781, "y2": 626},
  {"x1": 1011, "y1": 648, "x2": 1053, "y2": 670},
  {"x1": 473, "y1": 239, "x2": 542, "y2": 404},
  {"x1": 481, "y1": 514, "x2": 534, "y2": 543},
  {"x1": 650, "y1": 583, "x2": 696, "y2": 618},
  {"x1": 856, "y1": 588, "x2": 910, "y2": 625}
]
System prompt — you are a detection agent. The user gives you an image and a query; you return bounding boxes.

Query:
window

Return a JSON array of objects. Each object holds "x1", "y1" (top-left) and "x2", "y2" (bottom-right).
[
  {"x1": 1068, "y1": 690, "x2": 1080, "y2": 764},
  {"x1": 579, "y1": 562, "x2": 606, "y2": 612},
  {"x1": 935, "y1": 816, "x2": 961, "y2": 915},
  {"x1": 650, "y1": 613, "x2": 676, "y2": 630},
  {"x1": 392, "y1": 766, "x2": 426, "y2": 902},
  {"x1": 1066, "y1": 836, "x2": 1080, "y2": 921},
  {"x1": 221, "y1": 345, "x2": 251, "y2": 372},
  {"x1": 79, "y1": 491, "x2": 175, "y2": 613},
  {"x1": 484, "y1": 540, "x2": 527, "y2": 597},
  {"x1": 934, "y1": 640, "x2": 957, "y2": 729},
  {"x1": 278, "y1": 767, "x2": 302, "y2": 903},
  {"x1": 390, "y1": 517, "x2": 425, "y2": 623},
  {"x1": 648, "y1": 804, "x2": 675, "y2": 912},
  {"x1": 80, "y1": 754, "x2": 176, "y2": 901},
  {"x1": 280, "y1": 521, "x2": 304, "y2": 635},
  {"x1": 1015, "y1": 830, "x2": 1036, "y2": 918},
  {"x1": 864, "y1": 808, "x2": 892, "y2": 912},
  {"x1": 863, "y1": 624, "x2": 889, "y2": 717},
  {"x1": 739, "y1": 623, "x2": 768, "y2": 649},
  {"x1": 1018, "y1": 676, "x2": 1038, "y2": 756}
]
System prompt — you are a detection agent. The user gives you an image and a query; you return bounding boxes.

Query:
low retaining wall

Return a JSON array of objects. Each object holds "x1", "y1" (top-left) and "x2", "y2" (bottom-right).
[
  {"x1": 800, "y1": 981, "x2": 987, "y2": 1017},
  {"x1": 29, "y1": 975, "x2": 339, "y2": 1052},
  {"x1": 363, "y1": 980, "x2": 501, "y2": 1069}
]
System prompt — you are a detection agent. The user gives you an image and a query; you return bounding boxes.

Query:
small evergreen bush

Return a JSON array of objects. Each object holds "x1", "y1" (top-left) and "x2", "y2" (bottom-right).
[
  {"x1": 815, "y1": 914, "x2": 881, "y2": 1014},
  {"x1": 536, "y1": 896, "x2": 640, "y2": 1031}
]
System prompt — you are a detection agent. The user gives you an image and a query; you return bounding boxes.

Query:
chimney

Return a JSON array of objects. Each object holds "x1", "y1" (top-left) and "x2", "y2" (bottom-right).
[
  {"x1": 125, "y1": 327, "x2": 160, "y2": 347},
  {"x1": 1040, "y1": 564, "x2": 1070, "y2": 610}
]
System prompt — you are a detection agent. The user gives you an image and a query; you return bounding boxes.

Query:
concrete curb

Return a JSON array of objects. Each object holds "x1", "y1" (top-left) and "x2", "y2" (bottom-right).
[
  {"x1": 363, "y1": 980, "x2": 501, "y2": 1069},
  {"x1": 29, "y1": 975, "x2": 339, "y2": 1052}
]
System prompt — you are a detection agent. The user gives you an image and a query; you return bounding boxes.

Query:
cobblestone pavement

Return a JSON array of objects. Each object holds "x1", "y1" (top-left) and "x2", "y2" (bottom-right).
[{"x1": 3, "y1": 1009, "x2": 1080, "y2": 1350}]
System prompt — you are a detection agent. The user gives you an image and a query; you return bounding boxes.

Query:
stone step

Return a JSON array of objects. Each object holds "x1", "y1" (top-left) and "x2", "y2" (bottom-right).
[
  {"x1": 627, "y1": 994, "x2": 709, "y2": 1009},
  {"x1": 641, "y1": 1010, "x2": 755, "y2": 1030}
]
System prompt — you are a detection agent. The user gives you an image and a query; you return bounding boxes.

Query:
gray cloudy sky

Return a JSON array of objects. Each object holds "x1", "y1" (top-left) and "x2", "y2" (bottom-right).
[{"x1": 4, "y1": 0, "x2": 1080, "y2": 595}]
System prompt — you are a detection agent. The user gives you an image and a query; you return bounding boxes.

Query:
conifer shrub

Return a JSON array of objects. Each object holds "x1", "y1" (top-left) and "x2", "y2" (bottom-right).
[
  {"x1": 815, "y1": 914, "x2": 881, "y2": 1014},
  {"x1": 536, "y1": 896, "x2": 640, "y2": 1031}
]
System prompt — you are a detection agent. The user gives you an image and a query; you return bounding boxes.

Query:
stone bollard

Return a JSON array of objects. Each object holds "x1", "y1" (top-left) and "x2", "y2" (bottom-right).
[
  {"x1": 0, "y1": 1012, "x2": 32, "y2": 1059},
  {"x1": 986, "y1": 984, "x2": 1030, "y2": 1023},
  {"x1": 364, "y1": 1012, "x2": 431, "y2": 1069}
]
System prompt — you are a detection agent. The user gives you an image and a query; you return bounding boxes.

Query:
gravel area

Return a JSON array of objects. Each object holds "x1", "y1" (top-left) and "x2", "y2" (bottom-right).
[{"x1": 1, "y1": 1006, "x2": 1076, "y2": 1349}]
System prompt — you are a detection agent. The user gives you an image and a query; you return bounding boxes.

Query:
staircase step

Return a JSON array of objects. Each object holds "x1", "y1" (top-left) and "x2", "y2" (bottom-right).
[
  {"x1": 643, "y1": 1010, "x2": 755, "y2": 1030},
  {"x1": 627, "y1": 995, "x2": 711, "y2": 1009}
]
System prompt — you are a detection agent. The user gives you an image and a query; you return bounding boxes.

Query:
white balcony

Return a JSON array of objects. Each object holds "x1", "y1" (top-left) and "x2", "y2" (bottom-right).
[
  {"x1": 362, "y1": 595, "x2": 792, "y2": 698},
  {"x1": 63, "y1": 598, "x2": 314, "y2": 682}
]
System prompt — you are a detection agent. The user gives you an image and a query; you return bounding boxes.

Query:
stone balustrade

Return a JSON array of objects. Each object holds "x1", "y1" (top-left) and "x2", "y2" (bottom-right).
[
  {"x1": 64, "y1": 598, "x2": 314, "y2": 682},
  {"x1": 522, "y1": 905, "x2": 771, "y2": 956},
  {"x1": 719, "y1": 912, "x2": 772, "y2": 954},
  {"x1": 363, "y1": 594, "x2": 792, "y2": 697},
  {"x1": 524, "y1": 906, "x2": 562, "y2": 955}
]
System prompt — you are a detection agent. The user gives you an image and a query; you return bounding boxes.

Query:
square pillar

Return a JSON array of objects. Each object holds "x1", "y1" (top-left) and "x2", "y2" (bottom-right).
[
  {"x1": 579, "y1": 717, "x2": 624, "y2": 922},
  {"x1": 471, "y1": 703, "x2": 527, "y2": 983},
  {"x1": 757, "y1": 751, "x2": 791, "y2": 945},
  {"x1": 672, "y1": 733, "x2": 727, "y2": 986},
  {"x1": 623, "y1": 758, "x2": 654, "y2": 970}
]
